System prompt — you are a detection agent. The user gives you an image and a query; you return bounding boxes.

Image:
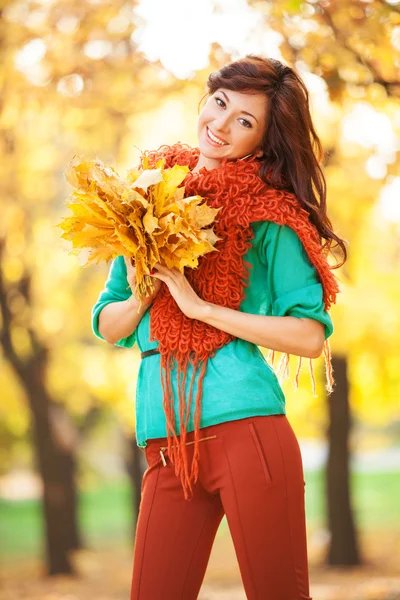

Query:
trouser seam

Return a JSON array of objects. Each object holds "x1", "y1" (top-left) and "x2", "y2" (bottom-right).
[
  {"x1": 221, "y1": 437, "x2": 258, "y2": 600},
  {"x1": 134, "y1": 464, "x2": 161, "y2": 599},
  {"x1": 180, "y1": 503, "x2": 213, "y2": 600},
  {"x1": 271, "y1": 417, "x2": 306, "y2": 599}
]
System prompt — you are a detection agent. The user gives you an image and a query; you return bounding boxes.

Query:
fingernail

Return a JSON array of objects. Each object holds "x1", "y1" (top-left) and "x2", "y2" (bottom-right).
[{"x1": 150, "y1": 270, "x2": 155, "y2": 275}]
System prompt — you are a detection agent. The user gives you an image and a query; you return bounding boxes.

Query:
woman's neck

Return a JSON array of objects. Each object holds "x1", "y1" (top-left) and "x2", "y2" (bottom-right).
[
  {"x1": 191, "y1": 149, "x2": 257, "y2": 173},
  {"x1": 191, "y1": 150, "x2": 223, "y2": 173}
]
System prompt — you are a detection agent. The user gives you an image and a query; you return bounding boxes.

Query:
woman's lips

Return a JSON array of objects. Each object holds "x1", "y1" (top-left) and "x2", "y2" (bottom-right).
[{"x1": 206, "y1": 126, "x2": 228, "y2": 147}]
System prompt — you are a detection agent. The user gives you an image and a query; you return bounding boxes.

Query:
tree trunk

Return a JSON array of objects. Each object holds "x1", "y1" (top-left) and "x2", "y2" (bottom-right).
[
  {"x1": 325, "y1": 355, "x2": 361, "y2": 565},
  {"x1": 26, "y1": 361, "x2": 81, "y2": 574},
  {"x1": 0, "y1": 241, "x2": 81, "y2": 575}
]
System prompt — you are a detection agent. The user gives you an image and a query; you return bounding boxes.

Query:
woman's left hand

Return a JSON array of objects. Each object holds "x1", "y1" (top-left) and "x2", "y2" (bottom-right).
[{"x1": 150, "y1": 263, "x2": 208, "y2": 321}]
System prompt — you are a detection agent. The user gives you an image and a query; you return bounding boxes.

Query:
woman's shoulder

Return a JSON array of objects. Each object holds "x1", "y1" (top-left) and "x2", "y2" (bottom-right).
[
  {"x1": 106, "y1": 255, "x2": 127, "y2": 279},
  {"x1": 251, "y1": 220, "x2": 299, "y2": 243},
  {"x1": 250, "y1": 219, "x2": 311, "y2": 266}
]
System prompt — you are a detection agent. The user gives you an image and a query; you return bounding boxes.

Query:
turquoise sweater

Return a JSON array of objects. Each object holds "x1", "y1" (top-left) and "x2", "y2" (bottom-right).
[{"x1": 92, "y1": 221, "x2": 333, "y2": 448}]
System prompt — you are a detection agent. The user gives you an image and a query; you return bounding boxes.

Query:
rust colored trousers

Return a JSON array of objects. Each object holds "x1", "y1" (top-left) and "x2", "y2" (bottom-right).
[{"x1": 130, "y1": 414, "x2": 312, "y2": 600}]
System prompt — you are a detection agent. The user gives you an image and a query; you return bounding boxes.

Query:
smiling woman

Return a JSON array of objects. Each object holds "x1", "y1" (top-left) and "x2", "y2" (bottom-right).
[
  {"x1": 92, "y1": 55, "x2": 346, "y2": 600},
  {"x1": 194, "y1": 88, "x2": 267, "y2": 169}
]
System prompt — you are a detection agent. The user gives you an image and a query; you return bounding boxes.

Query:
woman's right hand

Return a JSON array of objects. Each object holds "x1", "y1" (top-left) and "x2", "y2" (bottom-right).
[{"x1": 124, "y1": 257, "x2": 162, "y2": 307}]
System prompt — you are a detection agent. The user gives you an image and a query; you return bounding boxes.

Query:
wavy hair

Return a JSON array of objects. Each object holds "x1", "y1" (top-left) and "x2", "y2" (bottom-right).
[{"x1": 200, "y1": 55, "x2": 347, "y2": 268}]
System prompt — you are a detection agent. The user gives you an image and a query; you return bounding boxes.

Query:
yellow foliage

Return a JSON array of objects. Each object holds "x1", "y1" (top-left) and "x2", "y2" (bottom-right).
[{"x1": 58, "y1": 155, "x2": 221, "y2": 306}]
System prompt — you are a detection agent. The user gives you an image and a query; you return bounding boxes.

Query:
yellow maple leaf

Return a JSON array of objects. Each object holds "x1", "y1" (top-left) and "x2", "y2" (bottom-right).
[{"x1": 132, "y1": 168, "x2": 164, "y2": 192}]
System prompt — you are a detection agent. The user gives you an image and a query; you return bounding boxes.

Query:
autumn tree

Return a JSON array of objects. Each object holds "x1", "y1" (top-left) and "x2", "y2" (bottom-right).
[{"x1": 0, "y1": 0, "x2": 186, "y2": 574}]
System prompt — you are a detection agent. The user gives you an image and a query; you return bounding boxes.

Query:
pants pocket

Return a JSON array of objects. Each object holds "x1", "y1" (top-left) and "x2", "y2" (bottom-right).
[{"x1": 248, "y1": 421, "x2": 273, "y2": 485}]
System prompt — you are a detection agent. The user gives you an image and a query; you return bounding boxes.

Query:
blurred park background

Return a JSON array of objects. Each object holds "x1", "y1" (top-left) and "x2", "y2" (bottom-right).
[{"x1": 1, "y1": 0, "x2": 400, "y2": 598}]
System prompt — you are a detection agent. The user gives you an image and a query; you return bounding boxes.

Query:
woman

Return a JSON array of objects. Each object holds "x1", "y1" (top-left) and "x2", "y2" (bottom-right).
[{"x1": 92, "y1": 55, "x2": 346, "y2": 600}]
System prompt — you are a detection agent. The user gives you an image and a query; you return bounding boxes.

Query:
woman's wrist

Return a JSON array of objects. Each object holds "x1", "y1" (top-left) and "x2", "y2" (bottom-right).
[
  {"x1": 197, "y1": 300, "x2": 214, "y2": 323},
  {"x1": 127, "y1": 294, "x2": 151, "y2": 315}
]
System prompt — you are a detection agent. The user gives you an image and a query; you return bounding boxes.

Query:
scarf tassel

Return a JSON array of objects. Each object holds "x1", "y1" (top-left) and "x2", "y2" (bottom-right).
[
  {"x1": 267, "y1": 338, "x2": 334, "y2": 398},
  {"x1": 160, "y1": 353, "x2": 209, "y2": 501}
]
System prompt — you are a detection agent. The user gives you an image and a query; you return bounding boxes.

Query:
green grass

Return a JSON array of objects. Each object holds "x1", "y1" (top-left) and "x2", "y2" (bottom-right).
[
  {"x1": 1, "y1": 470, "x2": 399, "y2": 561},
  {"x1": 304, "y1": 470, "x2": 400, "y2": 529},
  {"x1": 0, "y1": 498, "x2": 43, "y2": 559},
  {"x1": 79, "y1": 480, "x2": 134, "y2": 544},
  {"x1": 0, "y1": 480, "x2": 134, "y2": 562}
]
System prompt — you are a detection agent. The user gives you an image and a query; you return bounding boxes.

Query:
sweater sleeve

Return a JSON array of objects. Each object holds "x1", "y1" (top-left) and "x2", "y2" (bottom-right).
[
  {"x1": 263, "y1": 222, "x2": 334, "y2": 340},
  {"x1": 91, "y1": 256, "x2": 137, "y2": 349}
]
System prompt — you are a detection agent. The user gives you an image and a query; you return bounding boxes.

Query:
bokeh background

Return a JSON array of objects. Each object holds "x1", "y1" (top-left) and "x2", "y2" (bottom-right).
[{"x1": 1, "y1": 0, "x2": 400, "y2": 598}]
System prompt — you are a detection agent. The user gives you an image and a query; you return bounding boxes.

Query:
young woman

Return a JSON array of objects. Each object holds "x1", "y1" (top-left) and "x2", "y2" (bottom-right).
[{"x1": 92, "y1": 55, "x2": 346, "y2": 600}]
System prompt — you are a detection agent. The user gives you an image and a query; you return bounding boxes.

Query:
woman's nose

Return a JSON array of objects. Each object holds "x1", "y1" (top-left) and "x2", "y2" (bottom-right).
[{"x1": 213, "y1": 114, "x2": 231, "y2": 132}]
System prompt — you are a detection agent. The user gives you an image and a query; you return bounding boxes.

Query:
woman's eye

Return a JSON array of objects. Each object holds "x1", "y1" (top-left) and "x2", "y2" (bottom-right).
[{"x1": 214, "y1": 97, "x2": 252, "y2": 128}]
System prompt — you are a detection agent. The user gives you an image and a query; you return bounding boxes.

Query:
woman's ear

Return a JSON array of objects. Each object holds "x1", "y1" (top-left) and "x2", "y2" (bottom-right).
[{"x1": 256, "y1": 148, "x2": 264, "y2": 158}]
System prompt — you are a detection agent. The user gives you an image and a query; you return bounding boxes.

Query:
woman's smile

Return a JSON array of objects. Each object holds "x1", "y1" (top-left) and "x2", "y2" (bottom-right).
[{"x1": 206, "y1": 126, "x2": 229, "y2": 147}]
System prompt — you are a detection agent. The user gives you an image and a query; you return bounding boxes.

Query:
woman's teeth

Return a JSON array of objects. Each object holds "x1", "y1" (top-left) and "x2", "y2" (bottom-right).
[{"x1": 207, "y1": 128, "x2": 228, "y2": 146}]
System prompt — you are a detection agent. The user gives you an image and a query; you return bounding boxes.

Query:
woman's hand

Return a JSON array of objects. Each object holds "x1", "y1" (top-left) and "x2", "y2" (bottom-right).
[
  {"x1": 150, "y1": 262, "x2": 208, "y2": 321},
  {"x1": 124, "y1": 257, "x2": 162, "y2": 308}
]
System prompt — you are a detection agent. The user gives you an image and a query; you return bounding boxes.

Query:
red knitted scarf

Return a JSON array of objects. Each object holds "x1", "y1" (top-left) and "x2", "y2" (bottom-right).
[{"x1": 141, "y1": 142, "x2": 339, "y2": 500}]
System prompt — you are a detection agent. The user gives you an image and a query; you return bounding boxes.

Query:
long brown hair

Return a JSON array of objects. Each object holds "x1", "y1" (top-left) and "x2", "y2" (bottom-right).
[{"x1": 201, "y1": 55, "x2": 347, "y2": 268}]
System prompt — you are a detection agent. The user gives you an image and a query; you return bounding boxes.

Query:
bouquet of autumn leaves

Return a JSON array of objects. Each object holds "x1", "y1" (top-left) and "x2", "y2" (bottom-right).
[{"x1": 58, "y1": 154, "x2": 221, "y2": 309}]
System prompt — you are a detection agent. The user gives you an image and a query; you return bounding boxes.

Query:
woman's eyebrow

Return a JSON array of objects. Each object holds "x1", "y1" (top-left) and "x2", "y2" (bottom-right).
[{"x1": 219, "y1": 90, "x2": 259, "y2": 123}]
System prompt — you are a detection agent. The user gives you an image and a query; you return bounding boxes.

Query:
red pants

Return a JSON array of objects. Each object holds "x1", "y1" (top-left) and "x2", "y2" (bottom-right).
[{"x1": 130, "y1": 414, "x2": 312, "y2": 600}]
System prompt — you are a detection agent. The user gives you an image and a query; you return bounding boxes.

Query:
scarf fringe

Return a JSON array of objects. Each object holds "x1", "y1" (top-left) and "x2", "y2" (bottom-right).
[
  {"x1": 160, "y1": 353, "x2": 209, "y2": 501},
  {"x1": 267, "y1": 338, "x2": 335, "y2": 398},
  {"x1": 267, "y1": 349, "x2": 276, "y2": 366},
  {"x1": 294, "y1": 356, "x2": 302, "y2": 390},
  {"x1": 323, "y1": 338, "x2": 334, "y2": 394},
  {"x1": 277, "y1": 353, "x2": 290, "y2": 384}
]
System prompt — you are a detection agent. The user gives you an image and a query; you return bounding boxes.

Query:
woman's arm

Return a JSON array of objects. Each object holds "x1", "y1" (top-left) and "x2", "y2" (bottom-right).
[
  {"x1": 199, "y1": 303, "x2": 325, "y2": 359},
  {"x1": 149, "y1": 263, "x2": 326, "y2": 359},
  {"x1": 98, "y1": 297, "x2": 150, "y2": 345},
  {"x1": 98, "y1": 256, "x2": 161, "y2": 344},
  {"x1": 92, "y1": 256, "x2": 160, "y2": 347}
]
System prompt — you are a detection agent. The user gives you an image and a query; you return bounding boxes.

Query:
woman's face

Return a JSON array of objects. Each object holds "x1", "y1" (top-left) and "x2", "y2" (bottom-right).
[{"x1": 196, "y1": 88, "x2": 268, "y2": 170}]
